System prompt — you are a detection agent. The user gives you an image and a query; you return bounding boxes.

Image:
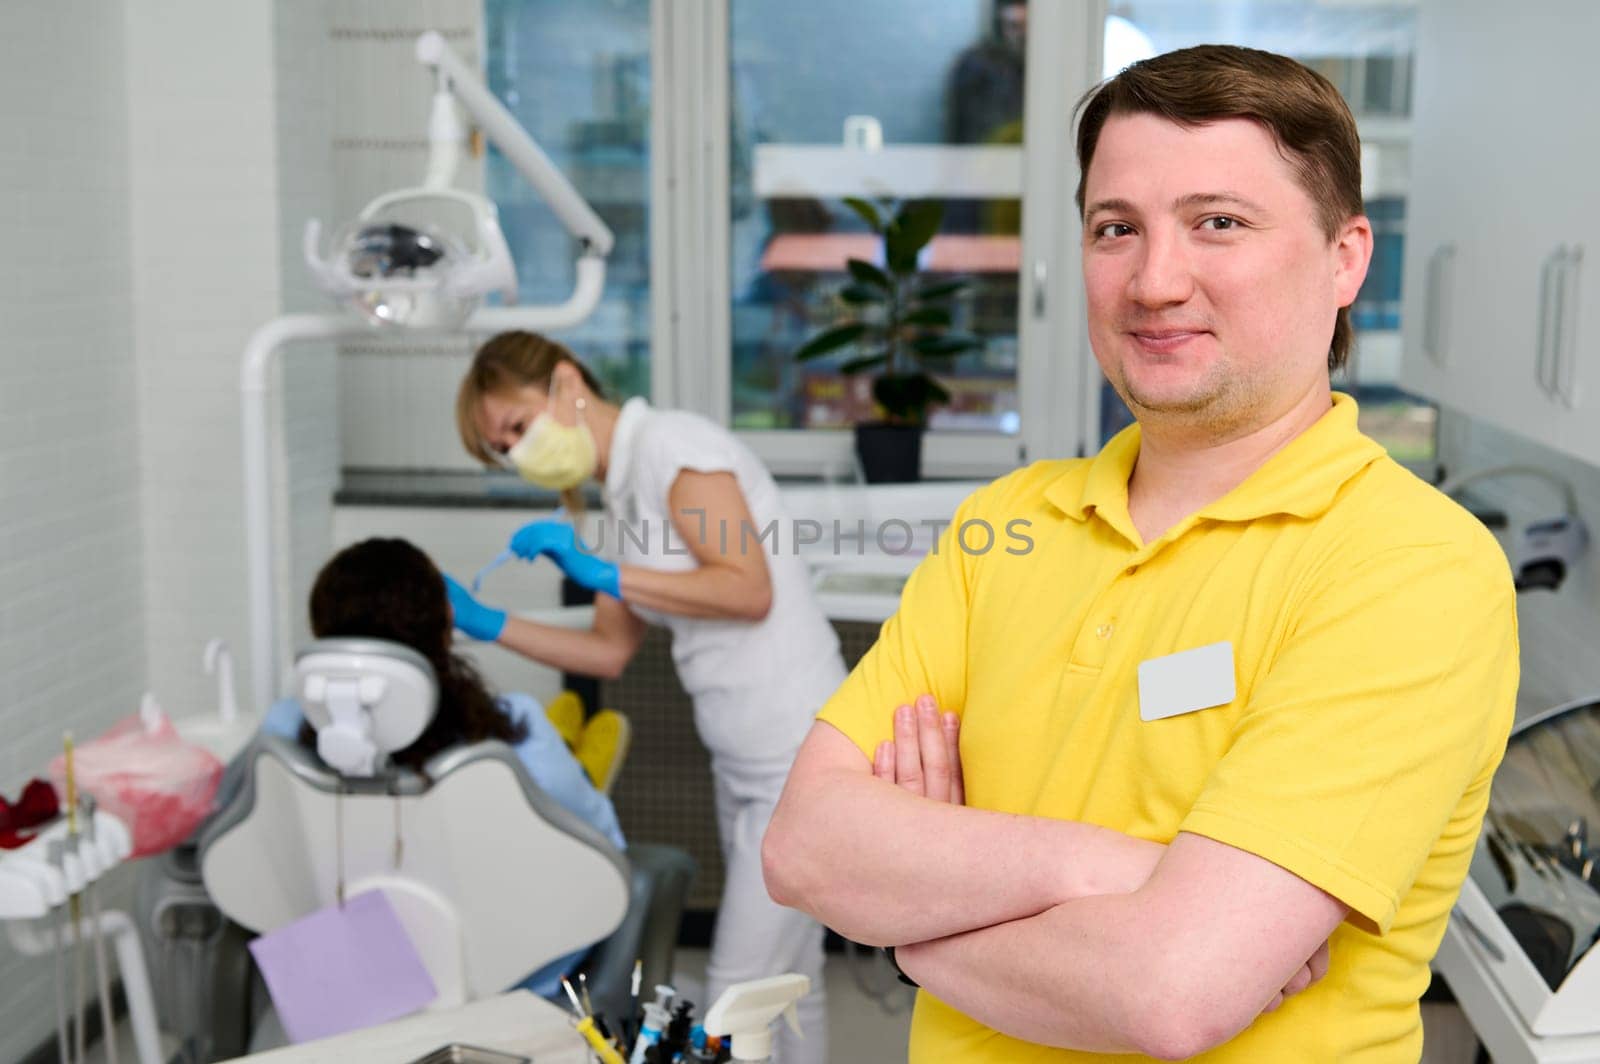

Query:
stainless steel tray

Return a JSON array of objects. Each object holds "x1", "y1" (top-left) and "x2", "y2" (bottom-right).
[{"x1": 405, "y1": 1044, "x2": 531, "y2": 1064}]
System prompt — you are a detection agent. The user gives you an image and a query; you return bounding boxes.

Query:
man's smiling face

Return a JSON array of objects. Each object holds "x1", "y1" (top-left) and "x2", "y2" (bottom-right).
[{"x1": 1081, "y1": 113, "x2": 1370, "y2": 439}]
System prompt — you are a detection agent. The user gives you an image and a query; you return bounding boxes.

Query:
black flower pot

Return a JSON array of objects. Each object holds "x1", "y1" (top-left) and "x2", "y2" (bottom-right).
[{"x1": 854, "y1": 422, "x2": 924, "y2": 483}]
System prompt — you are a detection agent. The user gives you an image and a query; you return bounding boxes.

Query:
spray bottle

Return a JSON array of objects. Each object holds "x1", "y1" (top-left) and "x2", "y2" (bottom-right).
[{"x1": 702, "y1": 974, "x2": 811, "y2": 1064}]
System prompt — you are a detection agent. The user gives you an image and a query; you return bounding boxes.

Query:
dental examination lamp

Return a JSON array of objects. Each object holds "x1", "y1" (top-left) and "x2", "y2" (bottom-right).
[
  {"x1": 303, "y1": 32, "x2": 614, "y2": 329},
  {"x1": 242, "y1": 31, "x2": 614, "y2": 713},
  {"x1": 1437, "y1": 466, "x2": 1589, "y2": 593}
]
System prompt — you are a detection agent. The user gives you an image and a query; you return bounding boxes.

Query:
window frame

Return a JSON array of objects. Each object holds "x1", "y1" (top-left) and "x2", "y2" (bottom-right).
[{"x1": 648, "y1": 0, "x2": 1108, "y2": 477}]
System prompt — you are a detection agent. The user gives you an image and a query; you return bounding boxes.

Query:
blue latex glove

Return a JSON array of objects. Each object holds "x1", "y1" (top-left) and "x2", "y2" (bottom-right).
[
  {"x1": 444, "y1": 574, "x2": 507, "y2": 642},
  {"x1": 509, "y1": 520, "x2": 623, "y2": 600}
]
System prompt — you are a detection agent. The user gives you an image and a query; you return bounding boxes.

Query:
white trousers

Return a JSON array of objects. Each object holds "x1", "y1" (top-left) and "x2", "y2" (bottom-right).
[{"x1": 707, "y1": 759, "x2": 828, "y2": 1064}]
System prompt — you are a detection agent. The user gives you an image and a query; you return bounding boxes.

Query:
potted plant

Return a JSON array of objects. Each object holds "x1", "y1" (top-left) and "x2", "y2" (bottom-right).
[{"x1": 792, "y1": 198, "x2": 983, "y2": 482}]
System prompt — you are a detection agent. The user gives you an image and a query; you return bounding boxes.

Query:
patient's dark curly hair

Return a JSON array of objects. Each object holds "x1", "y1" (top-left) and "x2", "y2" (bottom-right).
[{"x1": 298, "y1": 537, "x2": 527, "y2": 770}]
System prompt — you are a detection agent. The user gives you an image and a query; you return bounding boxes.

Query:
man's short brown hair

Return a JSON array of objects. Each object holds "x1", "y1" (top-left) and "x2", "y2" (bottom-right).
[{"x1": 1075, "y1": 44, "x2": 1365, "y2": 371}]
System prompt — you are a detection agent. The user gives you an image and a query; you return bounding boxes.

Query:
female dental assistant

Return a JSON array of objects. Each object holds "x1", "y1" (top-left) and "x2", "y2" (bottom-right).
[{"x1": 445, "y1": 330, "x2": 843, "y2": 1064}]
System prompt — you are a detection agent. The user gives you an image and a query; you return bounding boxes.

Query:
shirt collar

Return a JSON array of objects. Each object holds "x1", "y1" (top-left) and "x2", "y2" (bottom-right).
[
  {"x1": 603, "y1": 396, "x2": 650, "y2": 500},
  {"x1": 1044, "y1": 393, "x2": 1386, "y2": 531}
]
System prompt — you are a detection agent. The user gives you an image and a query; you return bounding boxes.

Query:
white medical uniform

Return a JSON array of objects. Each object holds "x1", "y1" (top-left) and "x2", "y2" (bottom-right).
[{"x1": 602, "y1": 397, "x2": 844, "y2": 1064}]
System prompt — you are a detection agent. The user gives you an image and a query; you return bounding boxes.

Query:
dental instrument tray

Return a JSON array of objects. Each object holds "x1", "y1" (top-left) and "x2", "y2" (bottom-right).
[{"x1": 405, "y1": 1045, "x2": 531, "y2": 1064}]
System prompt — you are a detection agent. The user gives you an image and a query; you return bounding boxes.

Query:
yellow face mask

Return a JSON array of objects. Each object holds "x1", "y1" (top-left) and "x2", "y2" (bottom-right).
[{"x1": 506, "y1": 386, "x2": 597, "y2": 491}]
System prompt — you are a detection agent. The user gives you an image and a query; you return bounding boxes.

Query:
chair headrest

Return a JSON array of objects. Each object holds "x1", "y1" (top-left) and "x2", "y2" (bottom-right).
[{"x1": 294, "y1": 638, "x2": 437, "y2": 777}]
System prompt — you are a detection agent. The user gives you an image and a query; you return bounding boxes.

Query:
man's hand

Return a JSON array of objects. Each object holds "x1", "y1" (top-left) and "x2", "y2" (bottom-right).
[
  {"x1": 876, "y1": 693, "x2": 1332, "y2": 1018},
  {"x1": 873, "y1": 694, "x2": 964, "y2": 804},
  {"x1": 1263, "y1": 940, "x2": 1331, "y2": 1012}
]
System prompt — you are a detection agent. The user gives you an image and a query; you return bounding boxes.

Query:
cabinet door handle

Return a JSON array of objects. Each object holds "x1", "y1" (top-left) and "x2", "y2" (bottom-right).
[
  {"x1": 1031, "y1": 259, "x2": 1047, "y2": 318},
  {"x1": 1537, "y1": 246, "x2": 1565, "y2": 397},
  {"x1": 1557, "y1": 246, "x2": 1584, "y2": 409},
  {"x1": 1424, "y1": 245, "x2": 1455, "y2": 366}
]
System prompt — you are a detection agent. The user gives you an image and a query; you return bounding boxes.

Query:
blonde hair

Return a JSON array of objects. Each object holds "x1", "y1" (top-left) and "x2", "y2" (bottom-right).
[{"x1": 455, "y1": 331, "x2": 607, "y2": 513}]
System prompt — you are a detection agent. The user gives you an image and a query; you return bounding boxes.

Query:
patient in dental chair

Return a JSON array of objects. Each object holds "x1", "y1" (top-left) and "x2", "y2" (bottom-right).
[{"x1": 259, "y1": 536, "x2": 626, "y2": 998}]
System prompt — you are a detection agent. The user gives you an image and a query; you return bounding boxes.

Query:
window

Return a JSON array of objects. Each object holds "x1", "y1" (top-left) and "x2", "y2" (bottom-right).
[
  {"x1": 484, "y1": 0, "x2": 653, "y2": 400},
  {"x1": 726, "y1": 0, "x2": 1030, "y2": 435}
]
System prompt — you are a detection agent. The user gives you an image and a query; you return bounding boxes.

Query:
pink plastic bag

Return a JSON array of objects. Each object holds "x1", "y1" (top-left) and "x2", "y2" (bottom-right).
[{"x1": 49, "y1": 712, "x2": 224, "y2": 858}]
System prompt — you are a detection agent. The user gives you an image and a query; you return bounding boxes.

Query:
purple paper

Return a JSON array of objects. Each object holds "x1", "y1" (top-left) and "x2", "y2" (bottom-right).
[{"x1": 248, "y1": 889, "x2": 438, "y2": 1044}]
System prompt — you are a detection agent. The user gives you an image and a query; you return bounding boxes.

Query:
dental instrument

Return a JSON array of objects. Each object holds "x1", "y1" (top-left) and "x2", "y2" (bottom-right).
[
  {"x1": 560, "y1": 976, "x2": 586, "y2": 1021},
  {"x1": 628, "y1": 958, "x2": 642, "y2": 1041},
  {"x1": 48, "y1": 839, "x2": 71, "y2": 1064},
  {"x1": 64, "y1": 734, "x2": 87, "y2": 1064},
  {"x1": 473, "y1": 507, "x2": 567, "y2": 593},
  {"x1": 470, "y1": 549, "x2": 515, "y2": 595},
  {"x1": 81, "y1": 795, "x2": 119, "y2": 1064},
  {"x1": 628, "y1": 985, "x2": 673, "y2": 1064},
  {"x1": 573, "y1": 1014, "x2": 625, "y2": 1064},
  {"x1": 655, "y1": 1000, "x2": 696, "y2": 1063}
]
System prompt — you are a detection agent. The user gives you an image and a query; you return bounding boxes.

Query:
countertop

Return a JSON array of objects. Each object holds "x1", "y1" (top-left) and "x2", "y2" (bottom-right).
[
  {"x1": 336, "y1": 470, "x2": 583, "y2": 510},
  {"x1": 224, "y1": 991, "x2": 588, "y2": 1063},
  {"x1": 334, "y1": 469, "x2": 979, "y2": 510}
]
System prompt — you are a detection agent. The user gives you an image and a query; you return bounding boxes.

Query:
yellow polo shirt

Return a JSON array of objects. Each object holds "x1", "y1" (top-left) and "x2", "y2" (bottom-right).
[{"x1": 818, "y1": 394, "x2": 1519, "y2": 1063}]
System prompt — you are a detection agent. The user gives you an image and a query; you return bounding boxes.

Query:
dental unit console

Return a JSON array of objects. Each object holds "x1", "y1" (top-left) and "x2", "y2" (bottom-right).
[{"x1": 1, "y1": 800, "x2": 165, "y2": 1064}]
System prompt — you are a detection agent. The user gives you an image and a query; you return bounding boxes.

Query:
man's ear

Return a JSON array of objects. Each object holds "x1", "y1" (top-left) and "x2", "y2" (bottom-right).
[{"x1": 1332, "y1": 214, "x2": 1375, "y2": 308}]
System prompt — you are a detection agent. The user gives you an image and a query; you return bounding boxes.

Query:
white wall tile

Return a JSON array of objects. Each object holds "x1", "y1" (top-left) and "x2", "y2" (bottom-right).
[
  {"x1": 0, "y1": 2, "x2": 145, "y2": 1057},
  {"x1": 126, "y1": 0, "x2": 284, "y2": 719},
  {"x1": 330, "y1": 0, "x2": 489, "y2": 473},
  {"x1": 1, "y1": 2, "x2": 338, "y2": 1056},
  {"x1": 274, "y1": 0, "x2": 340, "y2": 662}
]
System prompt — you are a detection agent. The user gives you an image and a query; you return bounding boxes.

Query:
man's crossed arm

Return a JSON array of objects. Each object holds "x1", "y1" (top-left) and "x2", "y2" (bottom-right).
[{"x1": 762, "y1": 699, "x2": 1344, "y2": 1058}]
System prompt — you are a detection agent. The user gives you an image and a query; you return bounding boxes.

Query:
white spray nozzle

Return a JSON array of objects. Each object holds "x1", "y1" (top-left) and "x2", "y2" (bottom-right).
[
  {"x1": 139, "y1": 692, "x2": 165, "y2": 734},
  {"x1": 703, "y1": 973, "x2": 810, "y2": 1062},
  {"x1": 204, "y1": 637, "x2": 241, "y2": 724}
]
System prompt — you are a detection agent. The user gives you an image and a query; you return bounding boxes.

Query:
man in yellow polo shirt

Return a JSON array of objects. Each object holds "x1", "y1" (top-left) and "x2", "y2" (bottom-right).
[{"x1": 762, "y1": 44, "x2": 1518, "y2": 1062}]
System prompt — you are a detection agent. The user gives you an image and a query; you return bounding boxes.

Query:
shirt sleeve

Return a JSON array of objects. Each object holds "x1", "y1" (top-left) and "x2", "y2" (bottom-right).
[
  {"x1": 640, "y1": 414, "x2": 742, "y2": 490},
  {"x1": 1179, "y1": 536, "x2": 1519, "y2": 935},
  {"x1": 815, "y1": 488, "x2": 984, "y2": 758},
  {"x1": 500, "y1": 693, "x2": 627, "y2": 851},
  {"x1": 260, "y1": 697, "x2": 305, "y2": 739}
]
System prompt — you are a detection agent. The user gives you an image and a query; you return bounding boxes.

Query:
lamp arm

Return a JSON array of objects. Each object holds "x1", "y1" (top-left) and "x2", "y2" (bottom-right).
[{"x1": 415, "y1": 31, "x2": 616, "y2": 256}]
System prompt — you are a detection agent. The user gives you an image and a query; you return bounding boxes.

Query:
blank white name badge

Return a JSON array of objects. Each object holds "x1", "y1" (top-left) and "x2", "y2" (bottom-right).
[{"x1": 1138, "y1": 641, "x2": 1236, "y2": 722}]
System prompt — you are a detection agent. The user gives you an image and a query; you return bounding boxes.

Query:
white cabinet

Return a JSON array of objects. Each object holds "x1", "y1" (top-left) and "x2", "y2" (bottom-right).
[{"x1": 1401, "y1": 1, "x2": 1600, "y2": 462}]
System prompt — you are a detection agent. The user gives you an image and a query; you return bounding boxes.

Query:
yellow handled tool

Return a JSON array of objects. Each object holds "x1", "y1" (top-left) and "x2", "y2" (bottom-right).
[{"x1": 574, "y1": 1014, "x2": 625, "y2": 1064}]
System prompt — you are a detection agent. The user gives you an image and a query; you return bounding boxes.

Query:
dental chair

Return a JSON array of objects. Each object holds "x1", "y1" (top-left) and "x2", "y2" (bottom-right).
[{"x1": 184, "y1": 639, "x2": 692, "y2": 1051}]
